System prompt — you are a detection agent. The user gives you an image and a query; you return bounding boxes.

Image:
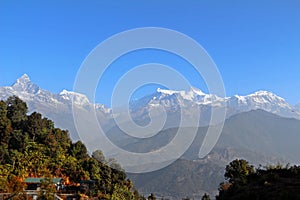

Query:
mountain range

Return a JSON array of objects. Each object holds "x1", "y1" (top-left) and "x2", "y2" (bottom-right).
[
  {"x1": 1, "y1": 74, "x2": 300, "y2": 140},
  {"x1": 1, "y1": 74, "x2": 300, "y2": 199}
]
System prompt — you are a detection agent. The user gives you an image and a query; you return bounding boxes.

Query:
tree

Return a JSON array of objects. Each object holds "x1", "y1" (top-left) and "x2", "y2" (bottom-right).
[
  {"x1": 224, "y1": 159, "x2": 254, "y2": 183},
  {"x1": 0, "y1": 100, "x2": 12, "y2": 163},
  {"x1": 0, "y1": 100, "x2": 12, "y2": 143},
  {"x1": 0, "y1": 96, "x2": 141, "y2": 199},
  {"x1": 217, "y1": 161, "x2": 300, "y2": 200},
  {"x1": 202, "y1": 193, "x2": 211, "y2": 200},
  {"x1": 6, "y1": 96, "x2": 28, "y2": 129},
  {"x1": 111, "y1": 184, "x2": 134, "y2": 200},
  {"x1": 37, "y1": 178, "x2": 56, "y2": 200},
  {"x1": 70, "y1": 141, "x2": 88, "y2": 160},
  {"x1": 25, "y1": 112, "x2": 43, "y2": 142},
  {"x1": 148, "y1": 193, "x2": 156, "y2": 200},
  {"x1": 92, "y1": 150, "x2": 106, "y2": 163}
]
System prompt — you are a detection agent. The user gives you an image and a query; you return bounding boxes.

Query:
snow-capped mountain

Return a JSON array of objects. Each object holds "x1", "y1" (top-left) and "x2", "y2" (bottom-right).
[
  {"x1": 130, "y1": 86, "x2": 300, "y2": 123},
  {"x1": 12, "y1": 74, "x2": 40, "y2": 93},
  {"x1": 226, "y1": 90, "x2": 299, "y2": 119},
  {"x1": 0, "y1": 74, "x2": 112, "y2": 140},
  {"x1": 1, "y1": 74, "x2": 111, "y2": 110},
  {"x1": 1, "y1": 74, "x2": 300, "y2": 139},
  {"x1": 59, "y1": 89, "x2": 91, "y2": 107}
]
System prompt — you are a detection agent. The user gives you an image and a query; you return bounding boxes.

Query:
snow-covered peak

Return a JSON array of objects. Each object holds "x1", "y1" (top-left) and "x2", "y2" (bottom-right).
[
  {"x1": 17, "y1": 74, "x2": 30, "y2": 83},
  {"x1": 247, "y1": 90, "x2": 287, "y2": 105},
  {"x1": 12, "y1": 74, "x2": 40, "y2": 93},
  {"x1": 226, "y1": 90, "x2": 297, "y2": 119},
  {"x1": 249, "y1": 90, "x2": 282, "y2": 98},
  {"x1": 189, "y1": 86, "x2": 206, "y2": 96},
  {"x1": 59, "y1": 89, "x2": 90, "y2": 106},
  {"x1": 156, "y1": 87, "x2": 206, "y2": 96},
  {"x1": 156, "y1": 88, "x2": 179, "y2": 95},
  {"x1": 95, "y1": 104, "x2": 112, "y2": 114},
  {"x1": 144, "y1": 87, "x2": 220, "y2": 108}
]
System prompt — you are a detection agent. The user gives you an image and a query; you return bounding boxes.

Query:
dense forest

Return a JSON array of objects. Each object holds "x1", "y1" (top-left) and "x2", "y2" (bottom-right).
[{"x1": 0, "y1": 96, "x2": 145, "y2": 199}]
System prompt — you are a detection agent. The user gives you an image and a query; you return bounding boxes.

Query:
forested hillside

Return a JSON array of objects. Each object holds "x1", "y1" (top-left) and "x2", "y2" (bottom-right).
[{"x1": 0, "y1": 96, "x2": 143, "y2": 199}]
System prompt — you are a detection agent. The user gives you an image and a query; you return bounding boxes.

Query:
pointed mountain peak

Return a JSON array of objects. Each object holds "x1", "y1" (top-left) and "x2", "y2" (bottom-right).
[
  {"x1": 12, "y1": 74, "x2": 40, "y2": 93},
  {"x1": 16, "y1": 74, "x2": 31, "y2": 84},
  {"x1": 189, "y1": 86, "x2": 206, "y2": 96}
]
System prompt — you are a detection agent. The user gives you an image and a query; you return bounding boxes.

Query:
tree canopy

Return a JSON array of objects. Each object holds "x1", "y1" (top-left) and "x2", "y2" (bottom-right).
[
  {"x1": 0, "y1": 96, "x2": 142, "y2": 199},
  {"x1": 217, "y1": 159, "x2": 300, "y2": 200}
]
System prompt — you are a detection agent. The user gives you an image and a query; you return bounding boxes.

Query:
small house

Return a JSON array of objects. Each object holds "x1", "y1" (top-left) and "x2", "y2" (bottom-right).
[{"x1": 25, "y1": 178, "x2": 64, "y2": 191}]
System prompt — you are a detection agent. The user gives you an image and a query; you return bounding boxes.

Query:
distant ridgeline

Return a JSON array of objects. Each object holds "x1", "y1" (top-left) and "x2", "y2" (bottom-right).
[{"x1": 0, "y1": 95, "x2": 144, "y2": 199}]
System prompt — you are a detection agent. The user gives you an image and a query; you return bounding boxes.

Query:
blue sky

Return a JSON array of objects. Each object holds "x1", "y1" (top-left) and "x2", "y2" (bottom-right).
[{"x1": 1, "y1": 0, "x2": 300, "y2": 106}]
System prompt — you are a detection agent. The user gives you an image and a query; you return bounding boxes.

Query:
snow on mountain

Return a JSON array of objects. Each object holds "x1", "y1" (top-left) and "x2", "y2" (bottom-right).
[
  {"x1": 226, "y1": 90, "x2": 294, "y2": 116},
  {"x1": 0, "y1": 74, "x2": 112, "y2": 140},
  {"x1": 1, "y1": 74, "x2": 300, "y2": 138},
  {"x1": 0, "y1": 74, "x2": 110, "y2": 109},
  {"x1": 0, "y1": 74, "x2": 60, "y2": 104},
  {"x1": 130, "y1": 87, "x2": 300, "y2": 121},
  {"x1": 157, "y1": 87, "x2": 209, "y2": 102},
  {"x1": 59, "y1": 89, "x2": 90, "y2": 106},
  {"x1": 133, "y1": 87, "x2": 223, "y2": 109},
  {"x1": 12, "y1": 74, "x2": 40, "y2": 93}
]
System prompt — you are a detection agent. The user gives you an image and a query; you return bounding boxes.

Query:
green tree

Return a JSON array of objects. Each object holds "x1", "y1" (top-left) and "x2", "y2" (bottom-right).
[
  {"x1": 202, "y1": 193, "x2": 211, "y2": 200},
  {"x1": 25, "y1": 112, "x2": 43, "y2": 142},
  {"x1": 111, "y1": 184, "x2": 134, "y2": 200},
  {"x1": 92, "y1": 150, "x2": 106, "y2": 163},
  {"x1": 0, "y1": 96, "x2": 141, "y2": 199},
  {"x1": 0, "y1": 164, "x2": 12, "y2": 192},
  {"x1": 148, "y1": 193, "x2": 156, "y2": 200},
  {"x1": 8, "y1": 130, "x2": 27, "y2": 152},
  {"x1": 0, "y1": 101, "x2": 12, "y2": 163},
  {"x1": 70, "y1": 140, "x2": 88, "y2": 160},
  {"x1": 6, "y1": 96, "x2": 28, "y2": 129},
  {"x1": 225, "y1": 159, "x2": 254, "y2": 183},
  {"x1": 217, "y1": 161, "x2": 300, "y2": 200},
  {"x1": 37, "y1": 178, "x2": 56, "y2": 200},
  {"x1": 0, "y1": 100, "x2": 11, "y2": 142}
]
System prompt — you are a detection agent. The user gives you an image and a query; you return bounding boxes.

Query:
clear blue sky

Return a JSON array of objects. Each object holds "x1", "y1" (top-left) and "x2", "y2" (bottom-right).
[{"x1": 1, "y1": 0, "x2": 300, "y2": 106}]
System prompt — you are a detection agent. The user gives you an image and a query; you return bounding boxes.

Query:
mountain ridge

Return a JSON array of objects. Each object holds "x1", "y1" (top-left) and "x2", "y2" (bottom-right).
[
  {"x1": 1, "y1": 74, "x2": 300, "y2": 140},
  {"x1": 128, "y1": 109, "x2": 300, "y2": 199}
]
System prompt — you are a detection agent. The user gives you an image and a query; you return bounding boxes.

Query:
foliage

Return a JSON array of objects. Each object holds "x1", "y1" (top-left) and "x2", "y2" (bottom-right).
[
  {"x1": 37, "y1": 177, "x2": 56, "y2": 200},
  {"x1": 0, "y1": 96, "x2": 143, "y2": 199},
  {"x1": 224, "y1": 159, "x2": 254, "y2": 184},
  {"x1": 201, "y1": 193, "x2": 210, "y2": 200},
  {"x1": 148, "y1": 193, "x2": 156, "y2": 200},
  {"x1": 217, "y1": 159, "x2": 300, "y2": 200}
]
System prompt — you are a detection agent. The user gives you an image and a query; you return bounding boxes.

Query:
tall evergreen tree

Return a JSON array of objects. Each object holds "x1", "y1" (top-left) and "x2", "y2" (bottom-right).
[{"x1": 6, "y1": 96, "x2": 28, "y2": 129}]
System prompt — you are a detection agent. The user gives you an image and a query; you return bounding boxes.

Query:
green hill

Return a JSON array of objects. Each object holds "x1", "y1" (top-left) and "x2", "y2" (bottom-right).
[{"x1": 0, "y1": 96, "x2": 142, "y2": 199}]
